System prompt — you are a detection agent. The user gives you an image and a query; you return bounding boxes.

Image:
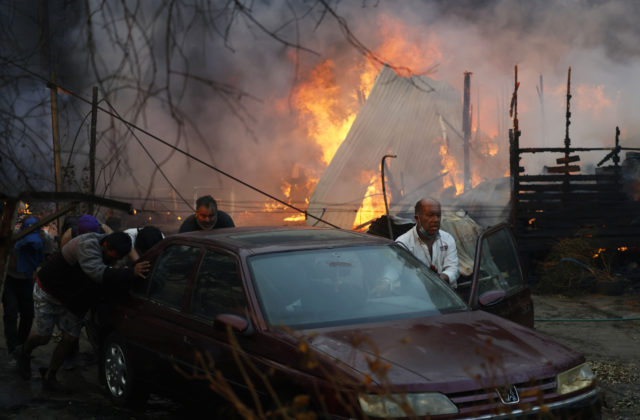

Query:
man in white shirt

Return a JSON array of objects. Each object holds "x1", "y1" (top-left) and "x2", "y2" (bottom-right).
[{"x1": 395, "y1": 198, "x2": 459, "y2": 288}]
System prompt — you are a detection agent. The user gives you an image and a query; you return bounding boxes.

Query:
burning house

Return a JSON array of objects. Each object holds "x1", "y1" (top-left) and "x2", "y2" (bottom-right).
[
  {"x1": 305, "y1": 65, "x2": 508, "y2": 230},
  {"x1": 303, "y1": 62, "x2": 640, "y2": 289}
]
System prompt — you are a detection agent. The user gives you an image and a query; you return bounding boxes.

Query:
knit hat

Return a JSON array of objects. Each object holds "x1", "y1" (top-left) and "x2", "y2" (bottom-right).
[{"x1": 77, "y1": 215, "x2": 101, "y2": 234}]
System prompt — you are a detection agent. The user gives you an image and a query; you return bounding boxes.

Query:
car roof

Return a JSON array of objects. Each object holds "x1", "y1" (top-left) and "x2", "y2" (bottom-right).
[{"x1": 167, "y1": 226, "x2": 393, "y2": 254}]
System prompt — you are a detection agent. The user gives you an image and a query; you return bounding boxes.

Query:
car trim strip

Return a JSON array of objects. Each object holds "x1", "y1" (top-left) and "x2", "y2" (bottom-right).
[{"x1": 456, "y1": 388, "x2": 599, "y2": 420}]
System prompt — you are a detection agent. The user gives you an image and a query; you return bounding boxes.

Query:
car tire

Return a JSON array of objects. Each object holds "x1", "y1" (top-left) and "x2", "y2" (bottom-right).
[{"x1": 102, "y1": 333, "x2": 148, "y2": 408}]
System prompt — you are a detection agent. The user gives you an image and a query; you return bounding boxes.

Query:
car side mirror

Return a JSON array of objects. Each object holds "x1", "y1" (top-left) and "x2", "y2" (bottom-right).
[
  {"x1": 214, "y1": 313, "x2": 252, "y2": 335},
  {"x1": 478, "y1": 289, "x2": 506, "y2": 307}
]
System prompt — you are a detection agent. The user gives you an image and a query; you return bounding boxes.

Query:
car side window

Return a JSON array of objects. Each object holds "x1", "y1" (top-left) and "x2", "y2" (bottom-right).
[
  {"x1": 477, "y1": 228, "x2": 524, "y2": 296},
  {"x1": 191, "y1": 250, "x2": 245, "y2": 319},
  {"x1": 149, "y1": 244, "x2": 201, "y2": 310}
]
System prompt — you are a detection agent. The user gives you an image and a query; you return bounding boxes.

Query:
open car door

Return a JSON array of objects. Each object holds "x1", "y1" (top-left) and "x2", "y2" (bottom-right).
[{"x1": 457, "y1": 223, "x2": 534, "y2": 328}]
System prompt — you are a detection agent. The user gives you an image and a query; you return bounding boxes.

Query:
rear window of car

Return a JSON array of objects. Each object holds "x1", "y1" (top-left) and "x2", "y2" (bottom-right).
[{"x1": 248, "y1": 244, "x2": 467, "y2": 329}]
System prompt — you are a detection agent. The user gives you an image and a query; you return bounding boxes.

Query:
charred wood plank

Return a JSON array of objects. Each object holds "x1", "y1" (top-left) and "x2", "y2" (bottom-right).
[
  {"x1": 518, "y1": 146, "x2": 620, "y2": 153},
  {"x1": 517, "y1": 193, "x2": 627, "y2": 203},
  {"x1": 556, "y1": 155, "x2": 581, "y2": 164},
  {"x1": 519, "y1": 174, "x2": 619, "y2": 182},
  {"x1": 515, "y1": 203, "x2": 630, "y2": 215},
  {"x1": 518, "y1": 185, "x2": 621, "y2": 192},
  {"x1": 545, "y1": 165, "x2": 581, "y2": 173}
]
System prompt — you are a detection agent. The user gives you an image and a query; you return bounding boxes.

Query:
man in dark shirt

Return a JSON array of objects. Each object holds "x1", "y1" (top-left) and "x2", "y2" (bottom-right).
[
  {"x1": 178, "y1": 194, "x2": 235, "y2": 233},
  {"x1": 14, "y1": 232, "x2": 150, "y2": 391}
]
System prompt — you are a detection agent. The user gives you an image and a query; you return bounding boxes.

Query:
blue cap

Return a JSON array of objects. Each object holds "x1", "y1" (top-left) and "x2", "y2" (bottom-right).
[{"x1": 22, "y1": 216, "x2": 39, "y2": 229}]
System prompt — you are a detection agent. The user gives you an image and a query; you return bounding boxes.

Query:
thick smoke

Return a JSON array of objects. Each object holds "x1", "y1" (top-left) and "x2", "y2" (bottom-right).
[{"x1": 3, "y1": 0, "x2": 640, "y2": 226}]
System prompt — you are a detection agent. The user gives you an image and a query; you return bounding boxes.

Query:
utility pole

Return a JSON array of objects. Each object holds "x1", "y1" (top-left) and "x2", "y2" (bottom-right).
[
  {"x1": 462, "y1": 72, "x2": 472, "y2": 193},
  {"x1": 89, "y1": 86, "x2": 98, "y2": 214},
  {"x1": 49, "y1": 75, "x2": 62, "y2": 194},
  {"x1": 38, "y1": 0, "x2": 62, "y2": 236},
  {"x1": 536, "y1": 74, "x2": 546, "y2": 145},
  {"x1": 509, "y1": 65, "x2": 521, "y2": 230},
  {"x1": 38, "y1": 0, "x2": 62, "y2": 195}
]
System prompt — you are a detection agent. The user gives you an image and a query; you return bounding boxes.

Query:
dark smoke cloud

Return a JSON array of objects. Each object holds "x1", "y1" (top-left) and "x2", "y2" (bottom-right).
[{"x1": 3, "y1": 0, "x2": 640, "y2": 224}]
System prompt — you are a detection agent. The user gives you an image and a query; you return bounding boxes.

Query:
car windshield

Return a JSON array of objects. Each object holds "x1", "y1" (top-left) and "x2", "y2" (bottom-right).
[{"x1": 248, "y1": 244, "x2": 468, "y2": 329}]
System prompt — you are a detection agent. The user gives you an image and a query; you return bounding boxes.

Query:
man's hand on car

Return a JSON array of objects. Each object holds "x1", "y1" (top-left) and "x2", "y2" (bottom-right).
[{"x1": 133, "y1": 261, "x2": 151, "y2": 279}]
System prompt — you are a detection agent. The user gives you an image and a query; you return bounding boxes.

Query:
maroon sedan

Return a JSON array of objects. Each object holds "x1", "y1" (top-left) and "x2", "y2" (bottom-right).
[{"x1": 93, "y1": 226, "x2": 600, "y2": 419}]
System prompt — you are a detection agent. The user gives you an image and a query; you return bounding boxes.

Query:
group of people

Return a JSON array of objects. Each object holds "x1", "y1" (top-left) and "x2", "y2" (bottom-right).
[
  {"x1": 6, "y1": 214, "x2": 159, "y2": 391},
  {"x1": 4, "y1": 194, "x2": 234, "y2": 392},
  {"x1": 3, "y1": 193, "x2": 458, "y2": 393}
]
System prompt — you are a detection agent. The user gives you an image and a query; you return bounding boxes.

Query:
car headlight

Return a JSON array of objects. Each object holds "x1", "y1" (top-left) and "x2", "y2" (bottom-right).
[
  {"x1": 358, "y1": 392, "x2": 458, "y2": 417},
  {"x1": 557, "y1": 363, "x2": 596, "y2": 395}
]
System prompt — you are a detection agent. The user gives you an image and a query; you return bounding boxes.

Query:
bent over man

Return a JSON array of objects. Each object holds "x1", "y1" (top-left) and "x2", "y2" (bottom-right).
[
  {"x1": 14, "y1": 232, "x2": 150, "y2": 391},
  {"x1": 395, "y1": 198, "x2": 459, "y2": 288}
]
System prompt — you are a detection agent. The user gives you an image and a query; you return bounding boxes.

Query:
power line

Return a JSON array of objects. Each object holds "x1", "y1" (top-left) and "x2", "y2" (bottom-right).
[
  {"x1": 100, "y1": 96, "x2": 194, "y2": 213},
  {"x1": 1, "y1": 56, "x2": 341, "y2": 229}
]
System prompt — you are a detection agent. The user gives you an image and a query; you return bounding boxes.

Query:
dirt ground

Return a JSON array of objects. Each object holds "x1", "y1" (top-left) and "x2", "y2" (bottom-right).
[
  {"x1": 532, "y1": 294, "x2": 640, "y2": 420},
  {"x1": 0, "y1": 293, "x2": 638, "y2": 419}
]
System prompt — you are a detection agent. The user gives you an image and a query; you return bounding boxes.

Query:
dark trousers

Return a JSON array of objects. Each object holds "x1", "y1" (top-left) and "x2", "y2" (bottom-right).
[{"x1": 2, "y1": 274, "x2": 34, "y2": 352}]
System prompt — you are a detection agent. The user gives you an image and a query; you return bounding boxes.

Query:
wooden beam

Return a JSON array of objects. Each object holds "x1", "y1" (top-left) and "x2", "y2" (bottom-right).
[
  {"x1": 16, "y1": 191, "x2": 133, "y2": 213},
  {"x1": 556, "y1": 155, "x2": 580, "y2": 164},
  {"x1": 545, "y1": 165, "x2": 580, "y2": 173},
  {"x1": 519, "y1": 174, "x2": 618, "y2": 182}
]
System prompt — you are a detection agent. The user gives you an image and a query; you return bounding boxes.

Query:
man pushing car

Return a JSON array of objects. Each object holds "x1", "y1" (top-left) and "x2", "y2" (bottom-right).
[{"x1": 14, "y1": 231, "x2": 150, "y2": 392}]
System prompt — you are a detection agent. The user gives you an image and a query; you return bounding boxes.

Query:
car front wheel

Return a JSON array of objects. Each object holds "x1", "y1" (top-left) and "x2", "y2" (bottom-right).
[{"x1": 102, "y1": 334, "x2": 148, "y2": 408}]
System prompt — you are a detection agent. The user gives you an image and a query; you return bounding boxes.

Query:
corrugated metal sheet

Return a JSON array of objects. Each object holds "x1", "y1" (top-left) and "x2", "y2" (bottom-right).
[{"x1": 307, "y1": 65, "x2": 463, "y2": 229}]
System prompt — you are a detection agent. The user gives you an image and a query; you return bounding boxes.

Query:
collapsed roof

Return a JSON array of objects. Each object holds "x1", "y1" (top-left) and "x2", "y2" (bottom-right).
[{"x1": 306, "y1": 65, "x2": 464, "y2": 229}]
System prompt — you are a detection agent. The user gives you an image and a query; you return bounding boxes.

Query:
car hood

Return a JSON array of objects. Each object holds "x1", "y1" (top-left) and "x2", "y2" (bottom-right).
[{"x1": 305, "y1": 310, "x2": 582, "y2": 392}]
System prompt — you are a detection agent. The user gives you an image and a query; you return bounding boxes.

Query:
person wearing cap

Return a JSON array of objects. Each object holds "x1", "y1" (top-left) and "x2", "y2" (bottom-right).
[
  {"x1": 14, "y1": 231, "x2": 150, "y2": 391},
  {"x1": 2, "y1": 216, "x2": 44, "y2": 356},
  {"x1": 178, "y1": 195, "x2": 235, "y2": 233},
  {"x1": 60, "y1": 214, "x2": 112, "y2": 248}
]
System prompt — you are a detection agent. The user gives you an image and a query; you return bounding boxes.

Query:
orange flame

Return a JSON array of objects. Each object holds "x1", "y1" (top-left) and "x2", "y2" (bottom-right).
[
  {"x1": 371, "y1": 14, "x2": 443, "y2": 77},
  {"x1": 353, "y1": 171, "x2": 387, "y2": 230},
  {"x1": 284, "y1": 14, "x2": 447, "y2": 228},
  {"x1": 284, "y1": 14, "x2": 513, "y2": 226},
  {"x1": 439, "y1": 142, "x2": 463, "y2": 195},
  {"x1": 292, "y1": 60, "x2": 358, "y2": 165}
]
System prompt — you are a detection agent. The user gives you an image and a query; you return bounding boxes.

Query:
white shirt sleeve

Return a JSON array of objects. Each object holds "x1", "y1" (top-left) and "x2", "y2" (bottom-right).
[{"x1": 440, "y1": 232, "x2": 460, "y2": 288}]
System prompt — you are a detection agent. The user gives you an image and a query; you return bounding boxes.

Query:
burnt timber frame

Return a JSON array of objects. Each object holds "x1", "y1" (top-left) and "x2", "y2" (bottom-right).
[
  {"x1": 509, "y1": 128, "x2": 640, "y2": 273},
  {"x1": 508, "y1": 67, "x2": 640, "y2": 280}
]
